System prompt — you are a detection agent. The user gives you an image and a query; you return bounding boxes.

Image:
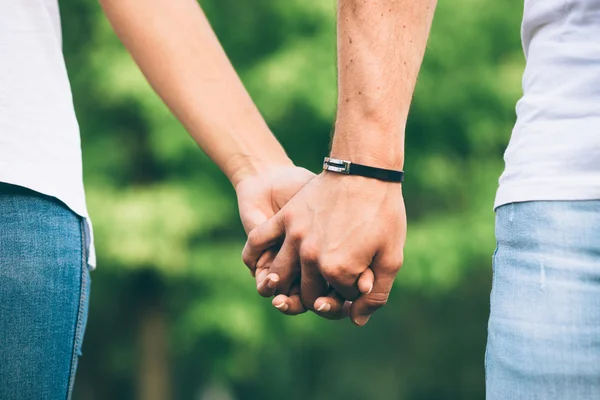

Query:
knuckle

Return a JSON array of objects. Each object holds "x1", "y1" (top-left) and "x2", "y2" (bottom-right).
[
  {"x1": 287, "y1": 226, "x2": 304, "y2": 242},
  {"x1": 365, "y1": 292, "x2": 389, "y2": 311},
  {"x1": 241, "y1": 250, "x2": 254, "y2": 269},
  {"x1": 299, "y1": 241, "x2": 319, "y2": 263},
  {"x1": 382, "y1": 253, "x2": 404, "y2": 273},
  {"x1": 388, "y1": 260, "x2": 402, "y2": 274},
  {"x1": 247, "y1": 230, "x2": 262, "y2": 248},
  {"x1": 319, "y1": 255, "x2": 353, "y2": 281},
  {"x1": 282, "y1": 208, "x2": 296, "y2": 225},
  {"x1": 396, "y1": 251, "x2": 405, "y2": 268}
]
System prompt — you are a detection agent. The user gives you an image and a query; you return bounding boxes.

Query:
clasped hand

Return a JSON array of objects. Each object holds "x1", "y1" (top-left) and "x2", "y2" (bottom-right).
[{"x1": 237, "y1": 165, "x2": 406, "y2": 327}]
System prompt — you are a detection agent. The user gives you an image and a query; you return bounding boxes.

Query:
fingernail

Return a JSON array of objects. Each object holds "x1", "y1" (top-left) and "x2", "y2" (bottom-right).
[
  {"x1": 274, "y1": 302, "x2": 288, "y2": 311},
  {"x1": 317, "y1": 302, "x2": 331, "y2": 312},
  {"x1": 367, "y1": 284, "x2": 373, "y2": 295},
  {"x1": 353, "y1": 315, "x2": 370, "y2": 326},
  {"x1": 267, "y1": 275, "x2": 279, "y2": 289}
]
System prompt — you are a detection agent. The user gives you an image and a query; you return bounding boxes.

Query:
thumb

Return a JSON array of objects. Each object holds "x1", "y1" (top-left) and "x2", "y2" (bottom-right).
[
  {"x1": 242, "y1": 210, "x2": 286, "y2": 271},
  {"x1": 350, "y1": 255, "x2": 400, "y2": 327},
  {"x1": 357, "y1": 268, "x2": 375, "y2": 295}
]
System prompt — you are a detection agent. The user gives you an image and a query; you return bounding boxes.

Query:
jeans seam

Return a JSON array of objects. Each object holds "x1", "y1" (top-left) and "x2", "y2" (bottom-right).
[
  {"x1": 66, "y1": 218, "x2": 88, "y2": 400},
  {"x1": 485, "y1": 215, "x2": 501, "y2": 375}
]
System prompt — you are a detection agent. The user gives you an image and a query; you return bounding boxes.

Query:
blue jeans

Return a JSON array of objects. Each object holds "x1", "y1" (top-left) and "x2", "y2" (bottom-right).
[
  {"x1": 487, "y1": 201, "x2": 600, "y2": 399},
  {"x1": 0, "y1": 183, "x2": 91, "y2": 399}
]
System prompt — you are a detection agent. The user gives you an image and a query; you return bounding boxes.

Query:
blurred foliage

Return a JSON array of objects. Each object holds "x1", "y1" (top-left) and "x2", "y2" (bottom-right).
[{"x1": 60, "y1": 0, "x2": 524, "y2": 399}]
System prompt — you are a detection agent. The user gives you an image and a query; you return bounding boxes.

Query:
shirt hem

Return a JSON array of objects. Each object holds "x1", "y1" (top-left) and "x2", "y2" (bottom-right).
[{"x1": 494, "y1": 183, "x2": 600, "y2": 211}]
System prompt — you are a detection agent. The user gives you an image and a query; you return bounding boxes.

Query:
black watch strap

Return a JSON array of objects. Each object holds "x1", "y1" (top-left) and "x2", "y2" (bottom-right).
[{"x1": 323, "y1": 157, "x2": 404, "y2": 183}]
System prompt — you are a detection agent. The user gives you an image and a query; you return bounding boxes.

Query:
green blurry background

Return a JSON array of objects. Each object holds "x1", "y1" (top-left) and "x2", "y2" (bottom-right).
[{"x1": 60, "y1": 1, "x2": 524, "y2": 399}]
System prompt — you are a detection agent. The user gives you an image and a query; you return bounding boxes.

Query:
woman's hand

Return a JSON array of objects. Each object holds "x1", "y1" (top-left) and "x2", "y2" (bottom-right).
[{"x1": 235, "y1": 164, "x2": 314, "y2": 312}]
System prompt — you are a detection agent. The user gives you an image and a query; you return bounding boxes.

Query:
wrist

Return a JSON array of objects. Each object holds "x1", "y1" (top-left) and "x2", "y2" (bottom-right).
[
  {"x1": 331, "y1": 120, "x2": 405, "y2": 170},
  {"x1": 229, "y1": 152, "x2": 293, "y2": 189}
]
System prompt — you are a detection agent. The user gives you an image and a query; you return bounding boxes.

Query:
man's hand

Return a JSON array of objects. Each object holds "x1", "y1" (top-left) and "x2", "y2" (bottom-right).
[{"x1": 243, "y1": 171, "x2": 406, "y2": 326}]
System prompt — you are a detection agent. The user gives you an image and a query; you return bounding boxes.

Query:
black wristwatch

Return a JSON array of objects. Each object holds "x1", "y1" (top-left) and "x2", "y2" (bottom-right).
[{"x1": 323, "y1": 157, "x2": 404, "y2": 183}]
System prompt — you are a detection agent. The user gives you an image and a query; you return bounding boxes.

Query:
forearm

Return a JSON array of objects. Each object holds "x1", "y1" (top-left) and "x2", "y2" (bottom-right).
[
  {"x1": 333, "y1": 0, "x2": 437, "y2": 169},
  {"x1": 99, "y1": 0, "x2": 291, "y2": 186}
]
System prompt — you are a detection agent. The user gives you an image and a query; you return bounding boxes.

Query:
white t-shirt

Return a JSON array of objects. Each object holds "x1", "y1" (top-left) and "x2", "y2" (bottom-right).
[
  {"x1": 0, "y1": 0, "x2": 95, "y2": 266},
  {"x1": 495, "y1": 0, "x2": 600, "y2": 208}
]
